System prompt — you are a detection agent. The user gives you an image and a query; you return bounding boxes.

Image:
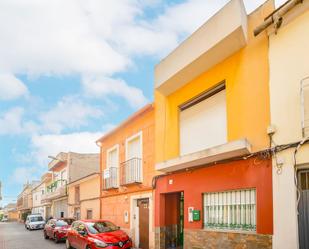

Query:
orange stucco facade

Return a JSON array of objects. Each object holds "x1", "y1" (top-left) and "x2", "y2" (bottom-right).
[{"x1": 98, "y1": 104, "x2": 156, "y2": 248}]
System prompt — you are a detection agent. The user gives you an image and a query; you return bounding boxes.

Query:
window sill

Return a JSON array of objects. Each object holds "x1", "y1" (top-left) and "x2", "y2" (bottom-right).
[{"x1": 202, "y1": 228, "x2": 256, "y2": 235}]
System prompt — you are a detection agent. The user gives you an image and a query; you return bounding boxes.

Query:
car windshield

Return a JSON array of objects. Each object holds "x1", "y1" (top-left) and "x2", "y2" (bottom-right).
[
  {"x1": 86, "y1": 221, "x2": 119, "y2": 234},
  {"x1": 56, "y1": 220, "x2": 68, "y2": 227},
  {"x1": 30, "y1": 216, "x2": 43, "y2": 222}
]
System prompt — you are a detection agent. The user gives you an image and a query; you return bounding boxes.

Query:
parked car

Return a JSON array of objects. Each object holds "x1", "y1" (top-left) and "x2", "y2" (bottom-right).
[
  {"x1": 1, "y1": 217, "x2": 8, "y2": 222},
  {"x1": 44, "y1": 218, "x2": 75, "y2": 243},
  {"x1": 66, "y1": 220, "x2": 132, "y2": 249},
  {"x1": 25, "y1": 214, "x2": 45, "y2": 230}
]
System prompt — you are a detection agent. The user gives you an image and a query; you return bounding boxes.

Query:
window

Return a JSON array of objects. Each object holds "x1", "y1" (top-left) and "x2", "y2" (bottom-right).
[
  {"x1": 301, "y1": 77, "x2": 309, "y2": 137},
  {"x1": 86, "y1": 209, "x2": 93, "y2": 219},
  {"x1": 123, "y1": 132, "x2": 143, "y2": 184},
  {"x1": 126, "y1": 132, "x2": 142, "y2": 160},
  {"x1": 75, "y1": 186, "x2": 80, "y2": 204},
  {"x1": 104, "y1": 145, "x2": 119, "y2": 189},
  {"x1": 61, "y1": 170, "x2": 67, "y2": 186},
  {"x1": 203, "y1": 189, "x2": 256, "y2": 231},
  {"x1": 107, "y1": 145, "x2": 119, "y2": 168},
  {"x1": 179, "y1": 83, "x2": 227, "y2": 155},
  {"x1": 299, "y1": 170, "x2": 309, "y2": 190}
]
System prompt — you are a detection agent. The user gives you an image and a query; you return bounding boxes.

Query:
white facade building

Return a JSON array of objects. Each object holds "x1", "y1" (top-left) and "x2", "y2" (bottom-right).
[{"x1": 267, "y1": 2, "x2": 309, "y2": 249}]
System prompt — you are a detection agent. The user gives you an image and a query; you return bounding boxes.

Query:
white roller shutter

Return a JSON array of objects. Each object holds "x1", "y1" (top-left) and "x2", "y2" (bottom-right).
[{"x1": 180, "y1": 88, "x2": 227, "y2": 155}]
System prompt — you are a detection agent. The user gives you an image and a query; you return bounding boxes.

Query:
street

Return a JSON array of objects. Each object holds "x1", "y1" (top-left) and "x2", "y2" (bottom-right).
[{"x1": 0, "y1": 222, "x2": 65, "y2": 249}]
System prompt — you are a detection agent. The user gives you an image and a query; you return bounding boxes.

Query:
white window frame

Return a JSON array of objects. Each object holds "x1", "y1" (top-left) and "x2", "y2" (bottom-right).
[
  {"x1": 106, "y1": 144, "x2": 120, "y2": 168},
  {"x1": 203, "y1": 188, "x2": 256, "y2": 232},
  {"x1": 106, "y1": 144, "x2": 120, "y2": 187},
  {"x1": 125, "y1": 131, "x2": 143, "y2": 182},
  {"x1": 125, "y1": 131, "x2": 143, "y2": 161}
]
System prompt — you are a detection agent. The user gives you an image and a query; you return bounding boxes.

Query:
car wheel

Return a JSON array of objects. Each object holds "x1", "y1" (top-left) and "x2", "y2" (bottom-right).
[
  {"x1": 54, "y1": 233, "x2": 59, "y2": 244},
  {"x1": 86, "y1": 246, "x2": 91, "y2": 249},
  {"x1": 44, "y1": 231, "x2": 49, "y2": 240},
  {"x1": 66, "y1": 239, "x2": 73, "y2": 249}
]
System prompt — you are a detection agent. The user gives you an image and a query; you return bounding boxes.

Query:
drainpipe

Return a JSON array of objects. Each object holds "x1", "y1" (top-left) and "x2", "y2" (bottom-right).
[{"x1": 254, "y1": 0, "x2": 303, "y2": 36}]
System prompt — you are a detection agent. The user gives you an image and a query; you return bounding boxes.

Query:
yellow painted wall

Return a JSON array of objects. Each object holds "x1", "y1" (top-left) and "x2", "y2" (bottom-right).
[
  {"x1": 81, "y1": 199, "x2": 100, "y2": 219},
  {"x1": 68, "y1": 175, "x2": 100, "y2": 219},
  {"x1": 155, "y1": 1, "x2": 274, "y2": 163},
  {"x1": 80, "y1": 176, "x2": 100, "y2": 201},
  {"x1": 8, "y1": 211, "x2": 19, "y2": 221}
]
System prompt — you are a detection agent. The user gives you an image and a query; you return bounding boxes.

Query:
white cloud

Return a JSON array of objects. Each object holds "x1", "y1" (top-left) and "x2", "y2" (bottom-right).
[
  {"x1": 0, "y1": 73, "x2": 28, "y2": 100},
  {"x1": 0, "y1": 107, "x2": 24, "y2": 134},
  {"x1": 10, "y1": 166, "x2": 42, "y2": 184},
  {"x1": 83, "y1": 76, "x2": 148, "y2": 108},
  {"x1": 40, "y1": 96, "x2": 103, "y2": 133},
  {"x1": 31, "y1": 132, "x2": 102, "y2": 166}
]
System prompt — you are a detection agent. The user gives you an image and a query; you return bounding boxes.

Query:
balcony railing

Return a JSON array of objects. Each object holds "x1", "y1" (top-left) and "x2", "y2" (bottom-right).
[
  {"x1": 120, "y1": 157, "x2": 142, "y2": 185},
  {"x1": 103, "y1": 167, "x2": 118, "y2": 190},
  {"x1": 42, "y1": 180, "x2": 67, "y2": 200}
]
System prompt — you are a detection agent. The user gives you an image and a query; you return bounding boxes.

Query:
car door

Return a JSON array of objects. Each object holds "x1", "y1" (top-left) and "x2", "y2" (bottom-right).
[
  {"x1": 70, "y1": 222, "x2": 80, "y2": 248},
  {"x1": 74, "y1": 223, "x2": 88, "y2": 249},
  {"x1": 49, "y1": 220, "x2": 56, "y2": 237}
]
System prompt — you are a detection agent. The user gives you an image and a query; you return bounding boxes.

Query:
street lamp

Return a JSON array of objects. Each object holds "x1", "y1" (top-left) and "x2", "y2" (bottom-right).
[{"x1": 48, "y1": 155, "x2": 64, "y2": 162}]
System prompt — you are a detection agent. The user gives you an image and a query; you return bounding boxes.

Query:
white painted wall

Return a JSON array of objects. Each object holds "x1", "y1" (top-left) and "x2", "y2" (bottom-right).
[
  {"x1": 269, "y1": 9, "x2": 309, "y2": 249},
  {"x1": 180, "y1": 89, "x2": 227, "y2": 155}
]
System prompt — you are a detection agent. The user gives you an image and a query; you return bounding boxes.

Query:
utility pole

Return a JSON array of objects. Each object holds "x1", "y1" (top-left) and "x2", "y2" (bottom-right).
[{"x1": 0, "y1": 181, "x2": 2, "y2": 201}]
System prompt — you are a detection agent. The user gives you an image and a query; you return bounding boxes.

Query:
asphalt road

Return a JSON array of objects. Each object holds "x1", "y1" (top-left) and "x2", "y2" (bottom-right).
[{"x1": 0, "y1": 222, "x2": 65, "y2": 249}]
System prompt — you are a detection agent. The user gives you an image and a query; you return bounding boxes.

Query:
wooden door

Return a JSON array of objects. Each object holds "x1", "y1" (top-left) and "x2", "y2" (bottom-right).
[{"x1": 137, "y1": 199, "x2": 149, "y2": 249}]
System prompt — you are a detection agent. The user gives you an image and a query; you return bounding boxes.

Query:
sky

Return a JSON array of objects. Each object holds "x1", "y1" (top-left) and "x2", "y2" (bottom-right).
[{"x1": 0, "y1": 0, "x2": 285, "y2": 206}]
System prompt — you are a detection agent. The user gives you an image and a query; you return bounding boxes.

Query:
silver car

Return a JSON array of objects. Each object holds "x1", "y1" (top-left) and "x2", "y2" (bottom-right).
[{"x1": 25, "y1": 214, "x2": 45, "y2": 230}]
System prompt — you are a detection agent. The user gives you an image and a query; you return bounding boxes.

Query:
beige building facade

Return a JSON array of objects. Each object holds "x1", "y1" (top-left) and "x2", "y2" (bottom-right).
[
  {"x1": 267, "y1": 1, "x2": 309, "y2": 249},
  {"x1": 31, "y1": 172, "x2": 52, "y2": 220},
  {"x1": 68, "y1": 173, "x2": 100, "y2": 220},
  {"x1": 43, "y1": 152, "x2": 99, "y2": 219},
  {"x1": 17, "y1": 182, "x2": 39, "y2": 221}
]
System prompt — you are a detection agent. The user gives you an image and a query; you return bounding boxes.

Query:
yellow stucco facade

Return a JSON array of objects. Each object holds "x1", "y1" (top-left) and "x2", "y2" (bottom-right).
[
  {"x1": 68, "y1": 174, "x2": 100, "y2": 220},
  {"x1": 155, "y1": 1, "x2": 274, "y2": 164}
]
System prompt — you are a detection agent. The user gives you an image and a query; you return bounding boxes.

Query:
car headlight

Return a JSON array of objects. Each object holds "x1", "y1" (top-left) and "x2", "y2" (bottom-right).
[{"x1": 89, "y1": 238, "x2": 108, "y2": 248}]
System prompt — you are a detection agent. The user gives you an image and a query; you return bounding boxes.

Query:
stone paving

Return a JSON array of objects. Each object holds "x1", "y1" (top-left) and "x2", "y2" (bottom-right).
[{"x1": 0, "y1": 222, "x2": 65, "y2": 249}]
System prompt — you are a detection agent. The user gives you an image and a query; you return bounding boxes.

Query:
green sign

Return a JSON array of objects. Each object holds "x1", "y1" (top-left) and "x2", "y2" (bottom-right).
[{"x1": 193, "y1": 210, "x2": 200, "y2": 221}]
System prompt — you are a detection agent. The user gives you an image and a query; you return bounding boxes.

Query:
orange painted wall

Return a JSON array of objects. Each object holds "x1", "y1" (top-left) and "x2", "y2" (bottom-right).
[
  {"x1": 155, "y1": 157, "x2": 273, "y2": 235},
  {"x1": 99, "y1": 104, "x2": 156, "y2": 228}
]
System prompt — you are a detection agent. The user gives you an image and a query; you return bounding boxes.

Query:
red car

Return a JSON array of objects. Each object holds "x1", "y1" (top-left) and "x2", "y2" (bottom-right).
[
  {"x1": 44, "y1": 218, "x2": 75, "y2": 243},
  {"x1": 66, "y1": 220, "x2": 132, "y2": 249}
]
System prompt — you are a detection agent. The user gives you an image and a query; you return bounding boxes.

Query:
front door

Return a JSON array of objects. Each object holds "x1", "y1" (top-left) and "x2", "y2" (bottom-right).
[
  {"x1": 298, "y1": 170, "x2": 309, "y2": 249},
  {"x1": 74, "y1": 207, "x2": 81, "y2": 220},
  {"x1": 137, "y1": 198, "x2": 149, "y2": 249}
]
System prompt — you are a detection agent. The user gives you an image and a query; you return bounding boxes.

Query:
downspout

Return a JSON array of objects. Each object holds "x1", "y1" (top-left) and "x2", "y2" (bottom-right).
[
  {"x1": 99, "y1": 146, "x2": 103, "y2": 219},
  {"x1": 254, "y1": 0, "x2": 303, "y2": 36}
]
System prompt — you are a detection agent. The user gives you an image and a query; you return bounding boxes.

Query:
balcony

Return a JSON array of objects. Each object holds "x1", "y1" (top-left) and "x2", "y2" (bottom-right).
[
  {"x1": 155, "y1": 0, "x2": 248, "y2": 95},
  {"x1": 43, "y1": 180, "x2": 67, "y2": 200},
  {"x1": 120, "y1": 158, "x2": 142, "y2": 185},
  {"x1": 156, "y1": 139, "x2": 251, "y2": 173},
  {"x1": 103, "y1": 167, "x2": 119, "y2": 190}
]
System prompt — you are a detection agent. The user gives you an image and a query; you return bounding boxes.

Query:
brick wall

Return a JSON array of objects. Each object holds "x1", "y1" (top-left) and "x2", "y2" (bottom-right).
[{"x1": 184, "y1": 229, "x2": 272, "y2": 249}]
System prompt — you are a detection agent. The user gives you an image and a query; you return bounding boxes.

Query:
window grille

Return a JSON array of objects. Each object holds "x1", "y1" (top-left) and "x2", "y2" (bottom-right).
[{"x1": 203, "y1": 189, "x2": 256, "y2": 231}]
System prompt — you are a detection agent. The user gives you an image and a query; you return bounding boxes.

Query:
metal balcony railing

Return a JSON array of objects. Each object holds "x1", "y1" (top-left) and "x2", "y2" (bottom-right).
[
  {"x1": 120, "y1": 157, "x2": 142, "y2": 185},
  {"x1": 43, "y1": 180, "x2": 67, "y2": 200},
  {"x1": 103, "y1": 167, "x2": 118, "y2": 190}
]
